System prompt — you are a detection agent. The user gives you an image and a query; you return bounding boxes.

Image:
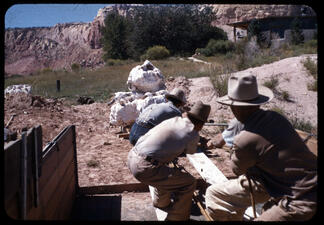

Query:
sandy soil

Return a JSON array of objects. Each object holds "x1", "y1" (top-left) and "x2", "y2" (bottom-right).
[{"x1": 4, "y1": 55, "x2": 317, "y2": 188}]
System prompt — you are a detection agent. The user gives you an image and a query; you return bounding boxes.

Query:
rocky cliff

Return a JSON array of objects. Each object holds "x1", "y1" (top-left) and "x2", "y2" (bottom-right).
[{"x1": 4, "y1": 4, "x2": 316, "y2": 76}]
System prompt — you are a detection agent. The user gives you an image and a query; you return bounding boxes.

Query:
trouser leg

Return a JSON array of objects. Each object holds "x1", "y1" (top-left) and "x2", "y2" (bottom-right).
[
  {"x1": 255, "y1": 191, "x2": 317, "y2": 221},
  {"x1": 127, "y1": 150, "x2": 196, "y2": 220},
  {"x1": 152, "y1": 187, "x2": 171, "y2": 208},
  {"x1": 147, "y1": 166, "x2": 197, "y2": 221},
  {"x1": 129, "y1": 123, "x2": 150, "y2": 146},
  {"x1": 205, "y1": 175, "x2": 270, "y2": 221}
]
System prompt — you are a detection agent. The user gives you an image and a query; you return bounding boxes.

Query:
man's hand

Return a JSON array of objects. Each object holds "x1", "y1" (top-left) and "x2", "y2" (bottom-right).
[{"x1": 207, "y1": 133, "x2": 226, "y2": 149}]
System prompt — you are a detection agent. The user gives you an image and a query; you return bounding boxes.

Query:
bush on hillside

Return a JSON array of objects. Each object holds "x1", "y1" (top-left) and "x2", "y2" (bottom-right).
[
  {"x1": 142, "y1": 45, "x2": 170, "y2": 60},
  {"x1": 196, "y1": 39, "x2": 235, "y2": 56},
  {"x1": 71, "y1": 63, "x2": 80, "y2": 73}
]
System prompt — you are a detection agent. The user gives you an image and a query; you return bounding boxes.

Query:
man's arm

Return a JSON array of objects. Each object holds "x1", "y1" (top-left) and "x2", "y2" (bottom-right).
[
  {"x1": 207, "y1": 133, "x2": 226, "y2": 149},
  {"x1": 230, "y1": 133, "x2": 258, "y2": 176}
]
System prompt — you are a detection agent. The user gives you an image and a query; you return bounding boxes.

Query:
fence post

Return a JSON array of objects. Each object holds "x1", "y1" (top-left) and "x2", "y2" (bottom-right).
[{"x1": 56, "y1": 80, "x2": 60, "y2": 92}]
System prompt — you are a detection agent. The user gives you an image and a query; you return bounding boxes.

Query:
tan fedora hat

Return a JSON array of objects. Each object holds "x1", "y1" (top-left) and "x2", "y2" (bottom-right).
[
  {"x1": 165, "y1": 88, "x2": 186, "y2": 104},
  {"x1": 217, "y1": 72, "x2": 274, "y2": 106},
  {"x1": 187, "y1": 101, "x2": 211, "y2": 122}
]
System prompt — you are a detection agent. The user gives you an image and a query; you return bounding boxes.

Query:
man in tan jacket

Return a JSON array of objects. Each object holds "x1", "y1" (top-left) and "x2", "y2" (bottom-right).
[
  {"x1": 127, "y1": 101, "x2": 211, "y2": 221},
  {"x1": 205, "y1": 72, "x2": 317, "y2": 221}
]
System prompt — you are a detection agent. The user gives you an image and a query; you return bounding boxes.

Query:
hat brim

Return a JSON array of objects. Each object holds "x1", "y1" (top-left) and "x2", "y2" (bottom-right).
[
  {"x1": 187, "y1": 112, "x2": 207, "y2": 122},
  {"x1": 216, "y1": 86, "x2": 274, "y2": 106},
  {"x1": 165, "y1": 94, "x2": 185, "y2": 104}
]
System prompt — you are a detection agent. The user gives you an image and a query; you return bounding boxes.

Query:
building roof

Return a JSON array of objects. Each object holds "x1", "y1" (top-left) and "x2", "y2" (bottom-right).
[{"x1": 227, "y1": 15, "x2": 317, "y2": 30}]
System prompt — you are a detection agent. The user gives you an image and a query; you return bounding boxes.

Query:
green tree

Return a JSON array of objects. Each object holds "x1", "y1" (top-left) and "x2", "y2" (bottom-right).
[
  {"x1": 128, "y1": 5, "x2": 227, "y2": 57},
  {"x1": 247, "y1": 19, "x2": 266, "y2": 46},
  {"x1": 101, "y1": 11, "x2": 131, "y2": 60},
  {"x1": 290, "y1": 17, "x2": 304, "y2": 45}
]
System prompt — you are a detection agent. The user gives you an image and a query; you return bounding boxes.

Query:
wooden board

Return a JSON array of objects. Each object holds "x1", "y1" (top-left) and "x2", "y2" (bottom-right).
[
  {"x1": 187, "y1": 153, "x2": 228, "y2": 185},
  {"x1": 79, "y1": 183, "x2": 149, "y2": 195}
]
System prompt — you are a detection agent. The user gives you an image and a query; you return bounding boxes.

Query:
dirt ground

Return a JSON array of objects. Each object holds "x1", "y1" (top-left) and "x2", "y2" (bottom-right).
[{"x1": 4, "y1": 55, "x2": 317, "y2": 189}]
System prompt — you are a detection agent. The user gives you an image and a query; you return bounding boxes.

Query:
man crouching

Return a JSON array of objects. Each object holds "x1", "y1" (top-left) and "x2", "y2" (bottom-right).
[{"x1": 127, "y1": 101, "x2": 211, "y2": 221}]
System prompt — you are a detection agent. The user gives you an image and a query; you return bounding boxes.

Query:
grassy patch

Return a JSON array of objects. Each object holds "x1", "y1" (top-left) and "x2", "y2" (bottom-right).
[
  {"x1": 289, "y1": 117, "x2": 314, "y2": 133},
  {"x1": 263, "y1": 76, "x2": 279, "y2": 90},
  {"x1": 302, "y1": 56, "x2": 317, "y2": 92},
  {"x1": 5, "y1": 39, "x2": 317, "y2": 103}
]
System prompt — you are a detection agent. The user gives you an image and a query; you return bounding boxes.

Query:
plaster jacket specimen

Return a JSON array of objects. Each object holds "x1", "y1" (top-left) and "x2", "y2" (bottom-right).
[
  {"x1": 109, "y1": 61, "x2": 167, "y2": 127},
  {"x1": 127, "y1": 60, "x2": 166, "y2": 93},
  {"x1": 5, "y1": 84, "x2": 32, "y2": 95}
]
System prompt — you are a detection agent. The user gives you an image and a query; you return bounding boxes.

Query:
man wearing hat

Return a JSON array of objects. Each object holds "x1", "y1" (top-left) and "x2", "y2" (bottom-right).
[
  {"x1": 127, "y1": 101, "x2": 211, "y2": 221},
  {"x1": 129, "y1": 88, "x2": 186, "y2": 145},
  {"x1": 205, "y1": 72, "x2": 317, "y2": 221}
]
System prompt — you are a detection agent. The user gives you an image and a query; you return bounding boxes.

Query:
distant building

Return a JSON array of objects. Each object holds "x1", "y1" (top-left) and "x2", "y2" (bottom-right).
[{"x1": 227, "y1": 16, "x2": 317, "y2": 45}]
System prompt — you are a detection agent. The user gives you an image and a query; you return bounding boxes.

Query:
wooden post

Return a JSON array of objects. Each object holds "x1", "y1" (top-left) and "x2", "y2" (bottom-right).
[
  {"x1": 234, "y1": 26, "x2": 237, "y2": 42},
  {"x1": 56, "y1": 80, "x2": 60, "y2": 92}
]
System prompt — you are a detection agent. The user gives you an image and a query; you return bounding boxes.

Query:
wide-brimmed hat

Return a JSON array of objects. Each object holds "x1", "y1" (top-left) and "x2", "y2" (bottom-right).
[
  {"x1": 217, "y1": 72, "x2": 274, "y2": 106},
  {"x1": 165, "y1": 88, "x2": 186, "y2": 104},
  {"x1": 187, "y1": 101, "x2": 211, "y2": 122}
]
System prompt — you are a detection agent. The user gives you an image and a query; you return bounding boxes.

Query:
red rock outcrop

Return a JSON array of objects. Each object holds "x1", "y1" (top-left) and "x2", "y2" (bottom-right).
[{"x1": 4, "y1": 4, "x2": 315, "y2": 76}]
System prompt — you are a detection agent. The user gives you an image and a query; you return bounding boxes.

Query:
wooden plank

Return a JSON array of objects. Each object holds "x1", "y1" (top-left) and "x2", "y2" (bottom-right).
[
  {"x1": 38, "y1": 150, "x2": 60, "y2": 206},
  {"x1": 21, "y1": 132, "x2": 28, "y2": 219},
  {"x1": 57, "y1": 127, "x2": 74, "y2": 161},
  {"x1": 5, "y1": 194, "x2": 20, "y2": 219},
  {"x1": 149, "y1": 186, "x2": 167, "y2": 221},
  {"x1": 39, "y1": 145, "x2": 59, "y2": 190},
  {"x1": 4, "y1": 139, "x2": 21, "y2": 203},
  {"x1": 56, "y1": 162, "x2": 77, "y2": 219},
  {"x1": 35, "y1": 125, "x2": 43, "y2": 177},
  {"x1": 25, "y1": 128, "x2": 37, "y2": 216},
  {"x1": 187, "y1": 153, "x2": 228, "y2": 185},
  {"x1": 79, "y1": 183, "x2": 149, "y2": 195},
  {"x1": 41, "y1": 160, "x2": 75, "y2": 220},
  {"x1": 57, "y1": 145, "x2": 74, "y2": 180}
]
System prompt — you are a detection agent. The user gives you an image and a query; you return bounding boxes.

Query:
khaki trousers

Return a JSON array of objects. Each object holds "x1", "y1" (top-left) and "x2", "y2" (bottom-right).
[
  {"x1": 205, "y1": 175, "x2": 317, "y2": 221},
  {"x1": 127, "y1": 148, "x2": 196, "y2": 221},
  {"x1": 205, "y1": 175, "x2": 270, "y2": 221}
]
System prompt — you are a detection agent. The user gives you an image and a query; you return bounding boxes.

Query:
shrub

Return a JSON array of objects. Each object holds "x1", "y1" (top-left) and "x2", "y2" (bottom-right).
[
  {"x1": 290, "y1": 17, "x2": 304, "y2": 45},
  {"x1": 304, "y1": 39, "x2": 317, "y2": 49},
  {"x1": 41, "y1": 67, "x2": 53, "y2": 73},
  {"x1": 263, "y1": 76, "x2": 279, "y2": 90},
  {"x1": 247, "y1": 19, "x2": 267, "y2": 47},
  {"x1": 106, "y1": 59, "x2": 124, "y2": 66},
  {"x1": 71, "y1": 63, "x2": 81, "y2": 73},
  {"x1": 307, "y1": 80, "x2": 317, "y2": 92},
  {"x1": 289, "y1": 117, "x2": 313, "y2": 133},
  {"x1": 210, "y1": 73, "x2": 230, "y2": 97},
  {"x1": 87, "y1": 159, "x2": 100, "y2": 168},
  {"x1": 196, "y1": 48, "x2": 213, "y2": 57},
  {"x1": 280, "y1": 90, "x2": 291, "y2": 102},
  {"x1": 201, "y1": 39, "x2": 235, "y2": 56},
  {"x1": 144, "y1": 45, "x2": 170, "y2": 60},
  {"x1": 303, "y1": 57, "x2": 317, "y2": 78},
  {"x1": 271, "y1": 106, "x2": 286, "y2": 117}
]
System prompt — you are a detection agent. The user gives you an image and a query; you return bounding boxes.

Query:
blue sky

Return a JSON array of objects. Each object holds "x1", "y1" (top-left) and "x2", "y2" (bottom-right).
[{"x1": 5, "y1": 4, "x2": 110, "y2": 28}]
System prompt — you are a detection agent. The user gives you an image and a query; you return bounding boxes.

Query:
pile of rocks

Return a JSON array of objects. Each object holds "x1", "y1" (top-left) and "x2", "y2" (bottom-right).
[
  {"x1": 109, "y1": 60, "x2": 167, "y2": 127},
  {"x1": 5, "y1": 84, "x2": 32, "y2": 95}
]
